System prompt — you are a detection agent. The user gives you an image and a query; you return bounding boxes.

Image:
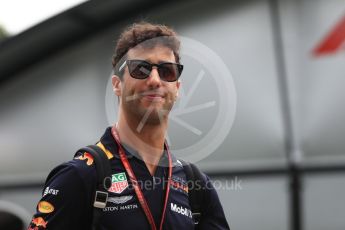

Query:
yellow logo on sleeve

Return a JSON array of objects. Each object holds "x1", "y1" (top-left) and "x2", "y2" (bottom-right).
[{"x1": 38, "y1": 201, "x2": 55, "y2": 213}]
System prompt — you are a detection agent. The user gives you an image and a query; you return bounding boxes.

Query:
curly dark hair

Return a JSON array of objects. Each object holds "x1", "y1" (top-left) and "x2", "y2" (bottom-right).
[{"x1": 112, "y1": 22, "x2": 181, "y2": 76}]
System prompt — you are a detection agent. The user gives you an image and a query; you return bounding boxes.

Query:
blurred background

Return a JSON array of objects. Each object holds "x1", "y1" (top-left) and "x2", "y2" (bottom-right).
[{"x1": 1, "y1": 0, "x2": 345, "y2": 229}]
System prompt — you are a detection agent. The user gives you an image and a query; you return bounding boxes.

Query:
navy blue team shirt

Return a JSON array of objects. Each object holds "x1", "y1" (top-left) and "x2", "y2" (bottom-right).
[{"x1": 28, "y1": 127, "x2": 230, "y2": 229}]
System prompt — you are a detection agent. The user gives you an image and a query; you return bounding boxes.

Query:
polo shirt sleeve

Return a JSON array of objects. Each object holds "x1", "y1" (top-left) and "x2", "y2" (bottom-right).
[
  {"x1": 198, "y1": 174, "x2": 231, "y2": 230},
  {"x1": 27, "y1": 155, "x2": 97, "y2": 230}
]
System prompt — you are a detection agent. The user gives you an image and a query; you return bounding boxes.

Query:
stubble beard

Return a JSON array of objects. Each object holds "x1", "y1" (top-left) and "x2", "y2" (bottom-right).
[{"x1": 122, "y1": 92, "x2": 174, "y2": 127}]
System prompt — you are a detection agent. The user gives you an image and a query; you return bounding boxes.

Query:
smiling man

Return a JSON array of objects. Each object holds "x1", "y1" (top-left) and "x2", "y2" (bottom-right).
[{"x1": 28, "y1": 22, "x2": 230, "y2": 230}]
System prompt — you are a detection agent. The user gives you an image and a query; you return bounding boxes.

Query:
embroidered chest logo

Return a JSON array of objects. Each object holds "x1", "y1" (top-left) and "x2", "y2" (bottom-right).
[
  {"x1": 108, "y1": 172, "x2": 129, "y2": 194},
  {"x1": 170, "y1": 176, "x2": 189, "y2": 194},
  {"x1": 107, "y1": 195, "x2": 133, "y2": 204},
  {"x1": 170, "y1": 203, "x2": 193, "y2": 219}
]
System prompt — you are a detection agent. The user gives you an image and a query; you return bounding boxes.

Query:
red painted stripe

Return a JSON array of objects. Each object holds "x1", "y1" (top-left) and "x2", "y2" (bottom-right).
[{"x1": 313, "y1": 14, "x2": 345, "y2": 56}]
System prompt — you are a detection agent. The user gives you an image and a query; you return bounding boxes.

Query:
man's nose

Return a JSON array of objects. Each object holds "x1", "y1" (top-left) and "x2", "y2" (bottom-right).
[{"x1": 146, "y1": 67, "x2": 161, "y2": 87}]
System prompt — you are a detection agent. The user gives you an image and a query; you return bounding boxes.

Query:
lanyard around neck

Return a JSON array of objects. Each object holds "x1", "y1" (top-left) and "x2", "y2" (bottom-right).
[{"x1": 111, "y1": 126, "x2": 172, "y2": 230}]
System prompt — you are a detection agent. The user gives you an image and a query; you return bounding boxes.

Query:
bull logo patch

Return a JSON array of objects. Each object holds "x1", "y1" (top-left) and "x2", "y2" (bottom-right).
[
  {"x1": 75, "y1": 152, "x2": 94, "y2": 166},
  {"x1": 30, "y1": 217, "x2": 48, "y2": 228}
]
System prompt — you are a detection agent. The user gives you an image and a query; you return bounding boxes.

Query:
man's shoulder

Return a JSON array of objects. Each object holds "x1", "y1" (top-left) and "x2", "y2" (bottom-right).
[
  {"x1": 45, "y1": 151, "x2": 99, "y2": 186},
  {"x1": 45, "y1": 141, "x2": 122, "y2": 186}
]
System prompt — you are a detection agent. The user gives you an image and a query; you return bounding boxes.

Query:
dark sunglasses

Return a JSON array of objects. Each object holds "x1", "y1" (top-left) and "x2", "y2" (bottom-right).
[{"x1": 118, "y1": 59, "x2": 183, "y2": 82}]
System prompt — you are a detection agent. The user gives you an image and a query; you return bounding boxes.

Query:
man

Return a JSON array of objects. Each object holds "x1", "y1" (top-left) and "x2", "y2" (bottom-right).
[{"x1": 28, "y1": 22, "x2": 230, "y2": 230}]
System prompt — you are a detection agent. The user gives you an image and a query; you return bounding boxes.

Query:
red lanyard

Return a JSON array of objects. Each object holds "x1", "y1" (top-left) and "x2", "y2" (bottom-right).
[{"x1": 111, "y1": 126, "x2": 172, "y2": 230}]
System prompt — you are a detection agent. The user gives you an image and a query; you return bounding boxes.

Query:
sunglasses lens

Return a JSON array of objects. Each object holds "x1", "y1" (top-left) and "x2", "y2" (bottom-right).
[
  {"x1": 127, "y1": 60, "x2": 183, "y2": 81},
  {"x1": 158, "y1": 63, "x2": 180, "y2": 82},
  {"x1": 128, "y1": 61, "x2": 151, "y2": 79}
]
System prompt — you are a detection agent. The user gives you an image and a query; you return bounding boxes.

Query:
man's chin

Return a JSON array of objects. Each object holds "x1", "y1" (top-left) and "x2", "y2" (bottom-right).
[
  {"x1": 126, "y1": 102, "x2": 171, "y2": 126},
  {"x1": 143, "y1": 109, "x2": 169, "y2": 125}
]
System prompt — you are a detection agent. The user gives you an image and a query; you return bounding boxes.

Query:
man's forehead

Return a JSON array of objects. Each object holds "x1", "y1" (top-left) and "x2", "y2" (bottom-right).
[{"x1": 127, "y1": 45, "x2": 175, "y2": 62}]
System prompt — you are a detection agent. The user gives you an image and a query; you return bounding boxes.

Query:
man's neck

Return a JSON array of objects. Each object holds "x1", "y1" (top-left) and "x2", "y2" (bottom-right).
[{"x1": 116, "y1": 115, "x2": 168, "y2": 176}]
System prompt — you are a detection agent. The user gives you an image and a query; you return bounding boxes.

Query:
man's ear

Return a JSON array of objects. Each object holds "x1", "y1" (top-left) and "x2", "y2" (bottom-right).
[{"x1": 112, "y1": 75, "x2": 122, "y2": 96}]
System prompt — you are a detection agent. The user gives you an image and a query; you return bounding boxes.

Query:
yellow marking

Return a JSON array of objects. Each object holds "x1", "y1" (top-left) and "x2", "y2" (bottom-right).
[
  {"x1": 97, "y1": 142, "x2": 114, "y2": 159},
  {"x1": 38, "y1": 201, "x2": 54, "y2": 213}
]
